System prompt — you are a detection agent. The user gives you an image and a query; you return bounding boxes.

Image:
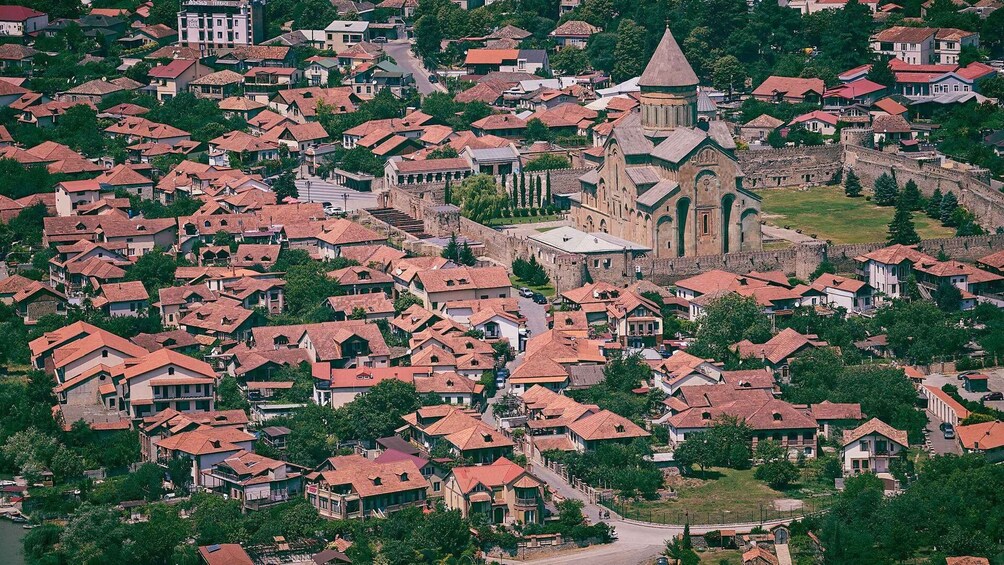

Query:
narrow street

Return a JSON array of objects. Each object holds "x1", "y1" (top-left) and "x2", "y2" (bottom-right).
[{"x1": 384, "y1": 39, "x2": 446, "y2": 95}]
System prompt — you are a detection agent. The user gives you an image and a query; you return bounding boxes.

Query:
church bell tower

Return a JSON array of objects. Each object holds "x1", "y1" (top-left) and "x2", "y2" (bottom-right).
[{"x1": 638, "y1": 28, "x2": 699, "y2": 132}]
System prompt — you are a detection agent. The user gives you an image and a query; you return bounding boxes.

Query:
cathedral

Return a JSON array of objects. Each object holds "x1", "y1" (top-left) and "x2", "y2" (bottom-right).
[{"x1": 572, "y1": 28, "x2": 762, "y2": 258}]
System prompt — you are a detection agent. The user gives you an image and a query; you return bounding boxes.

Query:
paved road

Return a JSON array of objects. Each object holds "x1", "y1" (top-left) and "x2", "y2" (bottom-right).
[
  {"x1": 384, "y1": 39, "x2": 446, "y2": 95},
  {"x1": 517, "y1": 295, "x2": 548, "y2": 336},
  {"x1": 925, "y1": 410, "x2": 962, "y2": 455}
]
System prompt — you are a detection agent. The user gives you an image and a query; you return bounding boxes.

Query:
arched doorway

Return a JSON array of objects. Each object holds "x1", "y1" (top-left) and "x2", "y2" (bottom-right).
[
  {"x1": 721, "y1": 193, "x2": 736, "y2": 254},
  {"x1": 676, "y1": 198, "x2": 691, "y2": 257}
]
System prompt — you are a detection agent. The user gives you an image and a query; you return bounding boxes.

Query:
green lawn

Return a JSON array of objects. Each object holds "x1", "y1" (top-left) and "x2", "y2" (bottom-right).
[
  {"x1": 617, "y1": 467, "x2": 832, "y2": 526},
  {"x1": 759, "y1": 186, "x2": 955, "y2": 244},
  {"x1": 509, "y1": 275, "x2": 555, "y2": 297},
  {"x1": 701, "y1": 549, "x2": 743, "y2": 564}
]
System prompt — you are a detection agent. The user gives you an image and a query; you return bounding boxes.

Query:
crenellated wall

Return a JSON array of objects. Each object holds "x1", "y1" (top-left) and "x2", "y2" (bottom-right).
[{"x1": 737, "y1": 145, "x2": 844, "y2": 190}]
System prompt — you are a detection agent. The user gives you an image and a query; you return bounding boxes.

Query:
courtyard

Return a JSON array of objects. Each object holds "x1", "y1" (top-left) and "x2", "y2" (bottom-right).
[{"x1": 759, "y1": 186, "x2": 955, "y2": 244}]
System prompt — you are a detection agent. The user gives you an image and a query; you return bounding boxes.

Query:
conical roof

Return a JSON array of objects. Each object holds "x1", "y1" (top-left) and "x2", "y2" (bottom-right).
[{"x1": 638, "y1": 28, "x2": 699, "y2": 88}]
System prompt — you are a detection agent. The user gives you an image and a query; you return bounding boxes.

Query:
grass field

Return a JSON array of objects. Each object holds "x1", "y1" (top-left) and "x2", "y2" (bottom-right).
[
  {"x1": 486, "y1": 214, "x2": 562, "y2": 227},
  {"x1": 700, "y1": 549, "x2": 743, "y2": 564},
  {"x1": 759, "y1": 186, "x2": 955, "y2": 244},
  {"x1": 509, "y1": 275, "x2": 555, "y2": 297},
  {"x1": 619, "y1": 467, "x2": 832, "y2": 526}
]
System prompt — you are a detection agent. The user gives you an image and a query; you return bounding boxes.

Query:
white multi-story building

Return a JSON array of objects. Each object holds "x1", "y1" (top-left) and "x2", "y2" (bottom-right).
[
  {"x1": 178, "y1": 0, "x2": 264, "y2": 51},
  {"x1": 0, "y1": 6, "x2": 49, "y2": 37}
]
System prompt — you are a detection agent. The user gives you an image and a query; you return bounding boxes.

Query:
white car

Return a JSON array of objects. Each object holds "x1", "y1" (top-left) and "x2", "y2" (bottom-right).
[
  {"x1": 324, "y1": 205, "x2": 343, "y2": 216},
  {"x1": 518, "y1": 287, "x2": 533, "y2": 298}
]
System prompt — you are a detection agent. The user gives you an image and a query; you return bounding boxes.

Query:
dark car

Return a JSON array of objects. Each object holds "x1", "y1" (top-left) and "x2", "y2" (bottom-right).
[
  {"x1": 532, "y1": 292, "x2": 547, "y2": 304},
  {"x1": 943, "y1": 423, "x2": 956, "y2": 439},
  {"x1": 983, "y1": 392, "x2": 1004, "y2": 401},
  {"x1": 428, "y1": 74, "x2": 439, "y2": 83}
]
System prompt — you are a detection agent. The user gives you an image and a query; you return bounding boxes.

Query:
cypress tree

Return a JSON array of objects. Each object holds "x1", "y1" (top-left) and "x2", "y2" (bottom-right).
[
  {"x1": 926, "y1": 188, "x2": 943, "y2": 218},
  {"x1": 535, "y1": 176, "x2": 542, "y2": 209},
  {"x1": 545, "y1": 170, "x2": 552, "y2": 205},
  {"x1": 873, "y1": 172, "x2": 898, "y2": 206},
  {"x1": 844, "y1": 169, "x2": 862, "y2": 197},
  {"x1": 940, "y1": 191, "x2": 959, "y2": 225},
  {"x1": 519, "y1": 172, "x2": 527, "y2": 208},
  {"x1": 459, "y1": 241, "x2": 476, "y2": 266},
  {"x1": 901, "y1": 179, "x2": 921, "y2": 211},
  {"x1": 888, "y1": 195, "x2": 920, "y2": 245},
  {"x1": 443, "y1": 179, "x2": 452, "y2": 205}
]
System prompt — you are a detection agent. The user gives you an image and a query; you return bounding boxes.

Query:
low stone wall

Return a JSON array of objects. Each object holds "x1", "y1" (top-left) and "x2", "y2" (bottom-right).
[
  {"x1": 738, "y1": 145, "x2": 843, "y2": 190},
  {"x1": 844, "y1": 145, "x2": 1004, "y2": 230}
]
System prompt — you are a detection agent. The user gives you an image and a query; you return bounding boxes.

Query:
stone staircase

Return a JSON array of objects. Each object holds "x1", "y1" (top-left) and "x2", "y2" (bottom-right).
[{"x1": 366, "y1": 207, "x2": 432, "y2": 239}]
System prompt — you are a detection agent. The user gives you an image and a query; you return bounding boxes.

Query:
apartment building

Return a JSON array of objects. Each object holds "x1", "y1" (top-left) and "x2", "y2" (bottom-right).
[{"x1": 178, "y1": 0, "x2": 264, "y2": 51}]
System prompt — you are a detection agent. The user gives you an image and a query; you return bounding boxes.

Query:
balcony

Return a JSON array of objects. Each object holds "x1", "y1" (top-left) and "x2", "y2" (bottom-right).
[
  {"x1": 153, "y1": 389, "x2": 213, "y2": 400},
  {"x1": 515, "y1": 497, "x2": 538, "y2": 507}
]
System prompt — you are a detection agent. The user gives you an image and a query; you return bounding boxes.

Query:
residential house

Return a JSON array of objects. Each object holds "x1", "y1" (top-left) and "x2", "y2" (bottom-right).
[
  {"x1": 732, "y1": 328, "x2": 827, "y2": 379},
  {"x1": 605, "y1": 289, "x2": 663, "y2": 347},
  {"x1": 444, "y1": 458, "x2": 544, "y2": 524},
  {"x1": 324, "y1": 20, "x2": 369, "y2": 52},
  {"x1": 118, "y1": 349, "x2": 219, "y2": 419},
  {"x1": 840, "y1": 418, "x2": 908, "y2": 487},
  {"x1": 957, "y1": 420, "x2": 1004, "y2": 463},
  {"x1": 326, "y1": 293, "x2": 395, "y2": 321},
  {"x1": 252, "y1": 320, "x2": 391, "y2": 372},
  {"x1": 198, "y1": 544, "x2": 254, "y2": 565},
  {"x1": 649, "y1": 350, "x2": 724, "y2": 396},
  {"x1": 208, "y1": 131, "x2": 280, "y2": 167},
  {"x1": 0, "y1": 44, "x2": 37, "y2": 72},
  {"x1": 0, "y1": 5, "x2": 48, "y2": 36},
  {"x1": 304, "y1": 56, "x2": 340, "y2": 87},
  {"x1": 149, "y1": 59, "x2": 209, "y2": 102},
  {"x1": 401, "y1": 405, "x2": 515, "y2": 463},
  {"x1": 409, "y1": 266, "x2": 511, "y2": 310},
  {"x1": 261, "y1": 121, "x2": 329, "y2": 154},
  {"x1": 464, "y1": 49, "x2": 549, "y2": 77},
  {"x1": 179, "y1": 299, "x2": 259, "y2": 342},
  {"x1": 59, "y1": 77, "x2": 144, "y2": 105},
  {"x1": 305, "y1": 454, "x2": 428, "y2": 519},
  {"x1": 92, "y1": 281, "x2": 150, "y2": 317},
  {"x1": 665, "y1": 386, "x2": 818, "y2": 459},
  {"x1": 177, "y1": 0, "x2": 264, "y2": 48},
  {"x1": 213, "y1": 45, "x2": 293, "y2": 72},
  {"x1": 789, "y1": 110, "x2": 839, "y2": 136},
  {"x1": 811, "y1": 401, "x2": 864, "y2": 439},
  {"x1": 12, "y1": 282, "x2": 67, "y2": 324},
  {"x1": 154, "y1": 426, "x2": 256, "y2": 487},
  {"x1": 855, "y1": 244, "x2": 935, "y2": 300},
  {"x1": 520, "y1": 386, "x2": 649, "y2": 458},
  {"x1": 549, "y1": 21, "x2": 600, "y2": 49},
  {"x1": 508, "y1": 329, "x2": 605, "y2": 394},
  {"x1": 312, "y1": 366, "x2": 429, "y2": 408},
  {"x1": 55, "y1": 179, "x2": 103, "y2": 217},
  {"x1": 244, "y1": 67, "x2": 302, "y2": 102},
  {"x1": 740, "y1": 114, "x2": 784, "y2": 143},
  {"x1": 328, "y1": 265, "x2": 394, "y2": 296},
  {"x1": 752, "y1": 76, "x2": 825, "y2": 104},
  {"x1": 157, "y1": 284, "x2": 220, "y2": 327},
  {"x1": 810, "y1": 273, "x2": 874, "y2": 312},
  {"x1": 189, "y1": 70, "x2": 245, "y2": 100},
  {"x1": 202, "y1": 451, "x2": 306, "y2": 510}
]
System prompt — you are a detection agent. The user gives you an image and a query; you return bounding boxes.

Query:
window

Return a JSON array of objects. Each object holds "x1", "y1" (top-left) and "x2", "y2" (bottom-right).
[{"x1": 168, "y1": 367, "x2": 175, "y2": 375}]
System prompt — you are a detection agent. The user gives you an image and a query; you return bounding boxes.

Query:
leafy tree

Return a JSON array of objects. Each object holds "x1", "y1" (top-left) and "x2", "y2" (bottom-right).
[
  {"x1": 339, "y1": 146, "x2": 384, "y2": 176},
  {"x1": 394, "y1": 291, "x2": 423, "y2": 313},
  {"x1": 868, "y1": 56, "x2": 895, "y2": 88},
  {"x1": 676, "y1": 416, "x2": 753, "y2": 474},
  {"x1": 0, "y1": 159, "x2": 55, "y2": 199},
  {"x1": 887, "y1": 196, "x2": 920, "y2": 245},
  {"x1": 415, "y1": 15, "x2": 443, "y2": 59},
  {"x1": 271, "y1": 171, "x2": 298, "y2": 202},
  {"x1": 873, "y1": 172, "x2": 899, "y2": 206},
  {"x1": 216, "y1": 377, "x2": 250, "y2": 412},
  {"x1": 332, "y1": 380, "x2": 423, "y2": 442},
  {"x1": 453, "y1": 174, "x2": 507, "y2": 223},
  {"x1": 690, "y1": 294, "x2": 772, "y2": 361},
  {"x1": 712, "y1": 55, "x2": 747, "y2": 99},
  {"x1": 284, "y1": 261, "x2": 343, "y2": 319},
  {"x1": 524, "y1": 154, "x2": 570, "y2": 171},
  {"x1": 552, "y1": 46, "x2": 590, "y2": 75},
  {"x1": 612, "y1": 19, "x2": 646, "y2": 82},
  {"x1": 934, "y1": 281, "x2": 962, "y2": 312},
  {"x1": 753, "y1": 440, "x2": 800, "y2": 488},
  {"x1": 124, "y1": 250, "x2": 180, "y2": 294},
  {"x1": 524, "y1": 118, "x2": 553, "y2": 143},
  {"x1": 427, "y1": 146, "x2": 459, "y2": 159}
]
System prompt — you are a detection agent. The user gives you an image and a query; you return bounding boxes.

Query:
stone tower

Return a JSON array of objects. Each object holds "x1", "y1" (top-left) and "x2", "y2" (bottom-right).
[{"x1": 638, "y1": 28, "x2": 699, "y2": 132}]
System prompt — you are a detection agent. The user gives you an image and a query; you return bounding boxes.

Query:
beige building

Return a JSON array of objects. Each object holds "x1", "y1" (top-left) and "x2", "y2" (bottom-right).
[
  {"x1": 571, "y1": 28, "x2": 762, "y2": 258},
  {"x1": 443, "y1": 457, "x2": 545, "y2": 524},
  {"x1": 149, "y1": 59, "x2": 209, "y2": 102}
]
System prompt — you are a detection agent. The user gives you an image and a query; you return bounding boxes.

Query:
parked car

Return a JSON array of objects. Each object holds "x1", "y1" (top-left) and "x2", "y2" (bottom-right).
[
  {"x1": 532, "y1": 293, "x2": 548, "y2": 304},
  {"x1": 372, "y1": 36, "x2": 388, "y2": 43},
  {"x1": 983, "y1": 392, "x2": 1004, "y2": 401},
  {"x1": 518, "y1": 287, "x2": 533, "y2": 298},
  {"x1": 943, "y1": 423, "x2": 956, "y2": 439},
  {"x1": 428, "y1": 74, "x2": 439, "y2": 83},
  {"x1": 324, "y1": 205, "x2": 343, "y2": 216}
]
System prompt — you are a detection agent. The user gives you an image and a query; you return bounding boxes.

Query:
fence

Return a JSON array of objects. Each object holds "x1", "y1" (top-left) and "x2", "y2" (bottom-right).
[{"x1": 605, "y1": 496, "x2": 832, "y2": 527}]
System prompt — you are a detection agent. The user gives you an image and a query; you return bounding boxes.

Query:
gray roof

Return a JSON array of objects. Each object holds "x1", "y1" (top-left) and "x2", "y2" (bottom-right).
[
  {"x1": 697, "y1": 90, "x2": 717, "y2": 114},
  {"x1": 579, "y1": 168, "x2": 599, "y2": 186},
  {"x1": 568, "y1": 364, "x2": 605, "y2": 389},
  {"x1": 467, "y1": 146, "x2": 519, "y2": 162},
  {"x1": 625, "y1": 166, "x2": 661, "y2": 186},
  {"x1": 636, "y1": 179, "x2": 679, "y2": 207},
  {"x1": 638, "y1": 28, "x2": 699, "y2": 88},
  {"x1": 651, "y1": 128, "x2": 707, "y2": 163},
  {"x1": 519, "y1": 49, "x2": 549, "y2": 65},
  {"x1": 706, "y1": 121, "x2": 736, "y2": 150},
  {"x1": 612, "y1": 114, "x2": 654, "y2": 156},
  {"x1": 530, "y1": 226, "x2": 650, "y2": 254}
]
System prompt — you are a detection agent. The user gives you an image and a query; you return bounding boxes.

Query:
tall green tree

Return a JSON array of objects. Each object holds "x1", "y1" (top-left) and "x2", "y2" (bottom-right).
[
  {"x1": 612, "y1": 19, "x2": 646, "y2": 82},
  {"x1": 926, "y1": 187, "x2": 943, "y2": 218},
  {"x1": 939, "y1": 191, "x2": 959, "y2": 224},
  {"x1": 844, "y1": 168, "x2": 862, "y2": 197},
  {"x1": 873, "y1": 172, "x2": 899, "y2": 206},
  {"x1": 900, "y1": 179, "x2": 922, "y2": 211},
  {"x1": 887, "y1": 196, "x2": 921, "y2": 245}
]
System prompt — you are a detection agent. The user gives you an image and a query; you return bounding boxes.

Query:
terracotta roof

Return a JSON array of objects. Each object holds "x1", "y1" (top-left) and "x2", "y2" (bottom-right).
[
  {"x1": 390, "y1": 156, "x2": 471, "y2": 174},
  {"x1": 842, "y1": 417, "x2": 909, "y2": 447},
  {"x1": 310, "y1": 454, "x2": 427, "y2": 498},
  {"x1": 191, "y1": 70, "x2": 244, "y2": 86},
  {"x1": 454, "y1": 80, "x2": 507, "y2": 104},
  {"x1": 753, "y1": 76, "x2": 825, "y2": 99},
  {"x1": 51, "y1": 328, "x2": 148, "y2": 369},
  {"x1": 450, "y1": 456, "x2": 538, "y2": 493},
  {"x1": 0, "y1": 5, "x2": 46, "y2": 20},
  {"x1": 471, "y1": 113, "x2": 527, "y2": 131},
  {"x1": 567, "y1": 409, "x2": 649, "y2": 441},
  {"x1": 98, "y1": 281, "x2": 149, "y2": 303},
  {"x1": 415, "y1": 266, "x2": 510, "y2": 293},
  {"x1": 872, "y1": 114, "x2": 911, "y2": 134},
  {"x1": 811, "y1": 400, "x2": 864, "y2": 421},
  {"x1": 811, "y1": 273, "x2": 869, "y2": 294},
  {"x1": 156, "y1": 427, "x2": 254, "y2": 456},
  {"x1": 855, "y1": 244, "x2": 934, "y2": 265},
  {"x1": 872, "y1": 26, "x2": 936, "y2": 43},
  {"x1": 148, "y1": 59, "x2": 197, "y2": 79},
  {"x1": 551, "y1": 20, "x2": 601, "y2": 37},
  {"x1": 122, "y1": 348, "x2": 216, "y2": 381},
  {"x1": 743, "y1": 547, "x2": 779, "y2": 565},
  {"x1": 198, "y1": 545, "x2": 254, "y2": 565},
  {"x1": 734, "y1": 328, "x2": 826, "y2": 365}
]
